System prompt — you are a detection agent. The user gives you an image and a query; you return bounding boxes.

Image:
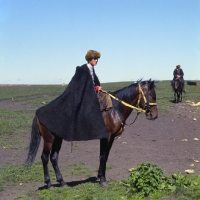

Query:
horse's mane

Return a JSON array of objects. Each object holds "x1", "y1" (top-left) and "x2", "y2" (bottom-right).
[
  {"x1": 112, "y1": 79, "x2": 145, "y2": 98},
  {"x1": 110, "y1": 79, "x2": 155, "y2": 113},
  {"x1": 110, "y1": 80, "x2": 142, "y2": 112}
]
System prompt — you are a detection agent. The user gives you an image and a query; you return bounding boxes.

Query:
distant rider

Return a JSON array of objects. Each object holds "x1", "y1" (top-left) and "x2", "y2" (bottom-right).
[{"x1": 171, "y1": 65, "x2": 185, "y2": 93}]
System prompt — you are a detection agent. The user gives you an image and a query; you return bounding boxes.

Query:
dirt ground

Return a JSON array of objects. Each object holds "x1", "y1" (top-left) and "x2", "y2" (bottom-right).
[{"x1": 0, "y1": 101, "x2": 200, "y2": 199}]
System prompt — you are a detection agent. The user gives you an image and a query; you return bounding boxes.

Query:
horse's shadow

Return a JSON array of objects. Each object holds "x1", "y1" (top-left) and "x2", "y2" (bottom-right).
[
  {"x1": 169, "y1": 99, "x2": 181, "y2": 104},
  {"x1": 38, "y1": 176, "x2": 98, "y2": 190}
]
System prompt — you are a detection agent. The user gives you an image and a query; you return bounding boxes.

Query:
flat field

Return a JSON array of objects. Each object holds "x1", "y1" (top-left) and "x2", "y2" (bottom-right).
[{"x1": 0, "y1": 80, "x2": 200, "y2": 199}]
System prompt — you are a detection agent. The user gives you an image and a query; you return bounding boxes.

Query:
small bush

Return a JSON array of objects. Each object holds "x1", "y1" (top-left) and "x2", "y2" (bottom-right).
[
  {"x1": 122, "y1": 162, "x2": 192, "y2": 197},
  {"x1": 123, "y1": 163, "x2": 165, "y2": 196}
]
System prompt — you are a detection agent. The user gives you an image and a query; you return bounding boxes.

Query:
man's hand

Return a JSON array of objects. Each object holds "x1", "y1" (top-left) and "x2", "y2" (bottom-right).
[{"x1": 94, "y1": 86, "x2": 102, "y2": 92}]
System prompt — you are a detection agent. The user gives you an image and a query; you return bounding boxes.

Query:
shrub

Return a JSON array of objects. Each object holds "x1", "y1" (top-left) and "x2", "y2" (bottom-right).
[{"x1": 122, "y1": 162, "x2": 192, "y2": 197}]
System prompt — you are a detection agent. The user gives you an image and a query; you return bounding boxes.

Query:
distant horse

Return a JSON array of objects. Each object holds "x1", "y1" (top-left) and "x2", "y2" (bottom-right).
[
  {"x1": 172, "y1": 78, "x2": 184, "y2": 103},
  {"x1": 26, "y1": 80, "x2": 158, "y2": 189}
]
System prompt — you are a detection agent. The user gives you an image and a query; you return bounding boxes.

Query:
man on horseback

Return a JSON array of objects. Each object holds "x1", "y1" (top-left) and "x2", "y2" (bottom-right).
[
  {"x1": 86, "y1": 50, "x2": 113, "y2": 111},
  {"x1": 85, "y1": 50, "x2": 102, "y2": 92},
  {"x1": 171, "y1": 65, "x2": 185, "y2": 93},
  {"x1": 36, "y1": 50, "x2": 108, "y2": 141},
  {"x1": 26, "y1": 52, "x2": 158, "y2": 188}
]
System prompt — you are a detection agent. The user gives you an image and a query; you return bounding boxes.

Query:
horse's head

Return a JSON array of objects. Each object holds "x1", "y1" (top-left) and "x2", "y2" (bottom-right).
[{"x1": 137, "y1": 80, "x2": 158, "y2": 120}]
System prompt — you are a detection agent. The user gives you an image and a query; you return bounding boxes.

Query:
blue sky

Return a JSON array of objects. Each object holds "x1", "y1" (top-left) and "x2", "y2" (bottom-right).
[{"x1": 0, "y1": 0, "x2": 200, "y2": 84}]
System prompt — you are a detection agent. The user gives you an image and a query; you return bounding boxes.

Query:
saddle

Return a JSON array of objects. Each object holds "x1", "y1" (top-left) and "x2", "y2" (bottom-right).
[{"x1": 97, "y1": 91, "x2": 113, "y2": 111}]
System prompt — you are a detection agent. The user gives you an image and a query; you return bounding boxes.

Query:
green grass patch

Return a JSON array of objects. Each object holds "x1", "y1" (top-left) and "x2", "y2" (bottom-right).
[
  {"x1": 15, "y1": 181, "x2": 129, "y2": 200},
  {"x1": 0, "y1": 85, "x2": 66, "y2": 101},
  {"x1": 0, "y1": 108, "x2": 33, "y2": 148},
  {"x1": 69, "y1": 162, "x2": 92, "y2": 177},
  {"x1": 13, "y1": 174, "x2": 200, "y2": 200},
  {"x1": 0, "y1": 162, "x2": 94, "y2": 192},
  {"x1": 0, "y1": 81, "x2": 200, "y2": 199},
  {"x1": 1, "y1": 162, "x2": 200, "y2": 199},
  {"x1": 0, "y1": 108, "x2": 33, "y2": 136},
  {"x1": 0, "y1": 162, "x2": 44, "y2": 191}
]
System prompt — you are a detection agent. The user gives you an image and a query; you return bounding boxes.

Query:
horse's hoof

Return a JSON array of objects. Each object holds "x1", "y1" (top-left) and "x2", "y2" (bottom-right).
[
  {"x1": 100, "y1": 181, "x2": 108, "y2": 187},
  {"x1": 47, "y1": 185, "x2": 54, "y2": 190},
  {"x1": 99, "y1": 177, "x2": 108, "y2": 187},
  {"x1": 61, "y1": 182, "x2": 68, "y2": 187}
]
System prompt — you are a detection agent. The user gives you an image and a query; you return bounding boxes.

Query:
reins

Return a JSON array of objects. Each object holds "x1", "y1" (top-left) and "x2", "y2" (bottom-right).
[
  {"x1": 101, "y1": 90, "x2": 145, "y2": 113},
  {"x1": 101, "y1": 83, "x2": 157, "y2": 114},
  {"x1": 101, "y1": 83, "x2": 157, "y2": 126}
]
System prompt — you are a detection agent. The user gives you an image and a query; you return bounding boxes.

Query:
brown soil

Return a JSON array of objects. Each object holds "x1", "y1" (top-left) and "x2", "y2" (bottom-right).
[{"x1": 0, "y1": 101, "x2": 200, "y2": 199}]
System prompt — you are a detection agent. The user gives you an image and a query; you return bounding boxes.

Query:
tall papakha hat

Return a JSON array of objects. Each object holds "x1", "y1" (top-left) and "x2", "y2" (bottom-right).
[
  {"x1": 85, "y1": 50, "x2": 101, "y2": 61},
  {"x1": 176, "y1": 65, "x2": 181, "y2": 69}
]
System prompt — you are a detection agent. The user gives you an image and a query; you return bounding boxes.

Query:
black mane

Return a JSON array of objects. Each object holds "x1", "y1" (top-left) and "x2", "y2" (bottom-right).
[
  {"x1": 111, "y1": 81, "x2": 140, "y2": 113},
  {"x1": 110, "y1": 80, "x2": 155, "y2": 113}
]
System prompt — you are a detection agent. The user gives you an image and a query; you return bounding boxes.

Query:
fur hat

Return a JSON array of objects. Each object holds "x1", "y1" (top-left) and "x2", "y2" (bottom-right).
[
  {"x1": 85, "y1": 50, "x2": 101, "y2": 61},
  {"x1": 176, "y1": 65, "x2": 181, "y2": 69}
]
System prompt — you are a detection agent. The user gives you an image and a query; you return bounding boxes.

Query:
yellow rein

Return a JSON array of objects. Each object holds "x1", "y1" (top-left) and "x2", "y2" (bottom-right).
[{"x1": 101, "y1": 84, "x2": 157, "y2": 113}]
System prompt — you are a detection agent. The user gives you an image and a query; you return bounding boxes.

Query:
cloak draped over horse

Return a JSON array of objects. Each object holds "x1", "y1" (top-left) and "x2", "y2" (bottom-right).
[
  {"x1": 26, "y1": 79, "x2": 158, "y2": 189},
  {"x1": 36, "y1": 64, "x2": 108, "y2": 141}
]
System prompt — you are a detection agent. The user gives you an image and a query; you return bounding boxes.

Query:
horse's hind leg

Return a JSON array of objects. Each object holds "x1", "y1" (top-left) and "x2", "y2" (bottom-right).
[
  {"x1": 174, "y1": 92, "x2": 177, "y2": 103},
  {"x1": 50, "y1": 136, "x2": 67, "y2": 187},
  {"x1": 41, "y1": 152, "x2": 52, "y2": 188},
  {"x1": 37, "y1": 119, "x2": 54, "y2": 189}
]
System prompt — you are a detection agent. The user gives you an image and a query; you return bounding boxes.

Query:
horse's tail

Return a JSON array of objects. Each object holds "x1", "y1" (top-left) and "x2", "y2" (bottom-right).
[{"x1": 25, "y1": 115, "x2": 41, "y2": 165}]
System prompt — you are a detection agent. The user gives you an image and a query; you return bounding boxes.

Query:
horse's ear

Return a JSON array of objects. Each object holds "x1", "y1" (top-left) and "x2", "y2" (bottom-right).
[
  {"x1": 137, "y1": 78, "x2": 143, "y2": 84},
  {"x1": 148, "y1": 79, "x2": 152, "y2": 86},
  {"x1": 149, "y1": 79, "x2": 155, "y2": 88}
]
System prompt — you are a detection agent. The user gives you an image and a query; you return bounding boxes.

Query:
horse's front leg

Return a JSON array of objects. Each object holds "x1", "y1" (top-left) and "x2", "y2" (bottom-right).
[
  {"x1": 50, "y1": 136, "x2": 67, "y2": 187},
  {"x1": 98, "y1": 136, "x2": 115, "y2": 186},
  {"x1": 180, "y1": 91, "x2": 182, "y2": 102},
  {"x1": 177, "y1": 92, "x2": 180, "y2": 102},
  {"x1": 174, "y1": 91, "x2": 176, "y2": 102}
]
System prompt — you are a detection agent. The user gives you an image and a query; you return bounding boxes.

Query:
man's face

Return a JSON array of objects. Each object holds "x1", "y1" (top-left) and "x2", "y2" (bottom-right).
[{"x1": 89, "y1": 58, "x2": 98, "y2": 66}]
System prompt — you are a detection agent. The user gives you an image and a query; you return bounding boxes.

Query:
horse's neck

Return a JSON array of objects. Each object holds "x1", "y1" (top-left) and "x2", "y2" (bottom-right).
[{"x1": 115, "y1": 89, "x2": 139, "y2": 122}]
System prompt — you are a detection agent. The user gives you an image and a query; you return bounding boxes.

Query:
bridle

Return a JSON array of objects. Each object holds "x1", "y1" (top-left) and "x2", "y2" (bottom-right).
[
  {"x1": 101, "y1": 82, "x2": 157, "y2": 126},
  {"x1": 102, "y1": 82, "x2": 156, "y2": 114},
  {"x1": 137, "y1": 82, "x2": 157, "y2": 116}
]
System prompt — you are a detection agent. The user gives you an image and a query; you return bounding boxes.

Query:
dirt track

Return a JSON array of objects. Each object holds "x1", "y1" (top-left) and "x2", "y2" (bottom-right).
[{"x1": 0, "y1": 102, "x2": 200, "y2": 199}]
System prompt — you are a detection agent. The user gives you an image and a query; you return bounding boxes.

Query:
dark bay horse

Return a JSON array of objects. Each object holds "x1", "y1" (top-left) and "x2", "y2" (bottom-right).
[
  {"x1": 26, "y1": 80, "x2": 158, "y2": 188},
  {"x1": 172, "y1": 78, "x2": 184, "y2": 103}
]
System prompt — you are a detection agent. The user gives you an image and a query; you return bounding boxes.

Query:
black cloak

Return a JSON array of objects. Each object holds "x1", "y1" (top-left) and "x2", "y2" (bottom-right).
[
  {"x1": 173, "y1": 68, "x2": 184, "y2": 80},
  {"x1": 36, "y1": 64, "x2": 108, "y2": 141}
]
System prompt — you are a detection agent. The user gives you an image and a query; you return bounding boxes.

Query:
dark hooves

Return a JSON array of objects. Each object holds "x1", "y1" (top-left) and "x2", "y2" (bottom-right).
[
  {"x1": 47, "y1": 184, "x2": 54, "y2": 190},
  {"x1": 60, "y1": 181, "x2": 68, "y2": 187},
  {"x1": 61, "y1": 183, "x2": 68, "y2": 187},
  {"x1": 100, "y1": 177, "x2": 108, "y2": 187},
  {"x1": 100, "y1": 181, "x2": 108, "y2": 187}
]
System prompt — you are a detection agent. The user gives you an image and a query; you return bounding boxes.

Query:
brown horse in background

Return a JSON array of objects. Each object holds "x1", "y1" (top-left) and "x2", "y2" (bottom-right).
[
  {"x1": 26, "y1": 80, "x2": 158, "y2": 189},
  {"x1": 172, "y1": 78, "x2": 184, "y2": 103}
]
